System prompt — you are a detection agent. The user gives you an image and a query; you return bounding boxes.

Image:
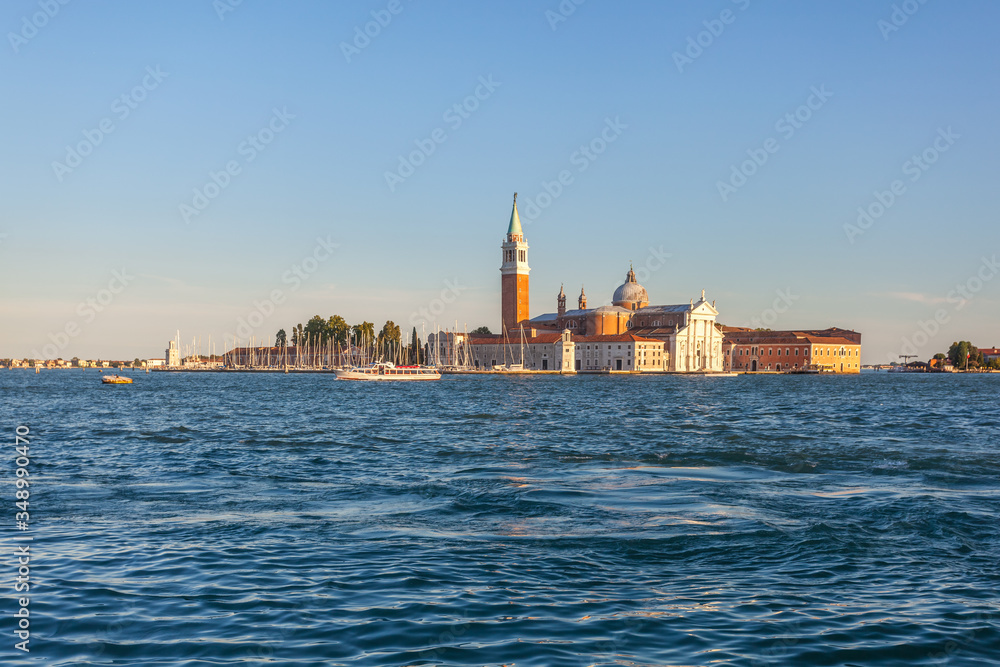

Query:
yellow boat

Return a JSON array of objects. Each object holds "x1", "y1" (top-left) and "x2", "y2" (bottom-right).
[{"x1": 101, "y1": 375, "x2": 133, "y2": 385}]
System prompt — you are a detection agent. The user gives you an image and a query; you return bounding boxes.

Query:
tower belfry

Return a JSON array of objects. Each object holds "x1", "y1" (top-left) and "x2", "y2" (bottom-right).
[{"x1": 500, "y1": 193, "x2": 530, "y2": 333}]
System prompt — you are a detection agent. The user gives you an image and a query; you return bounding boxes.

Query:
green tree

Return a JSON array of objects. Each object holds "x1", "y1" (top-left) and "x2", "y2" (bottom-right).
[
  {"x1": 133, "y1": 358, "x2": 141, "y2": 367},
  {"x1": 328, "y1": 315, "x2": 349, "y2": 346},
  {"x1": 471, "y1": 326, "x2": 492, "y2": 335},
  {"x1": 410, "y1": 327, "x2": 422, "y2": 364},
  {"x1": 948, "y1": 341, "x2": 982, "y2": 369},
  {"x1": 377, "y1": 320, "x2": 402, "y2": 360},
  {"x1": 932, "y1": 353, "x2": 946, "y2": 360},
  {"x1": 275, "y1": 329, "x2": 287, "y2": 347},
  {"x1": 291, "y1": 323, "x2": 304, "y2": 346},
  {"x1": 351, "y1": 321, "x2": 375, "y2": 347},
  {"x1": 304, "y1": 315, "x2": 327, "y2": 344}
]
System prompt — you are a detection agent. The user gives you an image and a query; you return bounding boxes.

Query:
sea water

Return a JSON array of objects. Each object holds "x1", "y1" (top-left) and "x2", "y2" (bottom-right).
[{"x1": 2, "y1": 371, "x2": 998, "y2": 665}]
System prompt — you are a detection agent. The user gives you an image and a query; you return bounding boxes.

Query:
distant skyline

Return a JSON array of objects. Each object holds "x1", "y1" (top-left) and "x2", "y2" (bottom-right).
[{"x1": 2, "y1": 0, "x2": 998, "y2": 362}]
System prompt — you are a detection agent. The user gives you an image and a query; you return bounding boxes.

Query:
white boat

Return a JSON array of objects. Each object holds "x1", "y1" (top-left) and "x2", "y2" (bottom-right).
[{"x1": 334, "y1": 361, "x2": 441, "y2": 381}]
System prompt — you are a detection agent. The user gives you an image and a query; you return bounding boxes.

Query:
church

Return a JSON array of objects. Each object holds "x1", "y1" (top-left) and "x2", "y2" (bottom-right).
[{"x1": 476, "y1": 193, "x2": 725, "y2": 373}]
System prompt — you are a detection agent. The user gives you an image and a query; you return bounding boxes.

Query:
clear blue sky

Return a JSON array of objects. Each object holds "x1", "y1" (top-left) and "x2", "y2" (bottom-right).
[{"x1": 1, "y1": 0, "x2": 998, "y2": 362}]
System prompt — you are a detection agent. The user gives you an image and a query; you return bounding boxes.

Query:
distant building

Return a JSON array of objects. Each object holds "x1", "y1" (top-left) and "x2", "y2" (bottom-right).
[
  {"x1": 425, "y1": 331, "x2": 469, "y2": 367},
  {"x1": 529, "y1": 273, "x2": 724, "y2": 372},
  {"x1": 721, "y1": 327, "x2": 862, "y2": 373},
  {"x1": 572, "y1": 333, "x2": 666, "y2": 372},
  {"x1": 465, "y1": 330, "x2": 569, "y2": 371},
  {"x1": 460, "y1": 328, "x2": 674, "y2": 373},
  {"x1": 146, "y1": 358, "x2": 165, "y2": 368},
  {"x1": 929, "y1": 358, "x2": 955, "y2": 372},
  {"x1": 980, "y1": 347, "x2": 1000, "y2": 362},
  {"x1": 223, "y1": 346, "x2": 348, "y2": 368},
  {"x1": 166, "y1": 340, "x2": 180, "y2": 367}
]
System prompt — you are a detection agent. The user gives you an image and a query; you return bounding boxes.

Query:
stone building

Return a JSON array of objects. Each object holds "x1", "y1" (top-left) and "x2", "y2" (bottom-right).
[
  {"x1": 464, "y1": 329, "x2": 666, "y2": 373},
  {"x1": 529, "y1": 271, "x2": 724, "y2": 373}
]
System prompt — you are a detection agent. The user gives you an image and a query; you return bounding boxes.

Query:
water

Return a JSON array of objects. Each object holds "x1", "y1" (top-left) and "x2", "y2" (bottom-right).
[{"x1": 2, "y1": 371, "x2": 999, "y2": 665}]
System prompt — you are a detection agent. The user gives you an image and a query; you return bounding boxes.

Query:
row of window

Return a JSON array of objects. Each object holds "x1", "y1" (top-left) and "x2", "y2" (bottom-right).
[
  {"x1": 737, "y1": 347, "x2": 804, "y2": 357},
  {"x1": 735, "y1": 346, "x2": 859, "y2": 357}
]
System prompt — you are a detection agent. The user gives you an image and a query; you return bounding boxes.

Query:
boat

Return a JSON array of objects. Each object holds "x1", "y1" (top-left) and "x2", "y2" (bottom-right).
[
  {"x1": 101, "y1": 375, "x2": 133, "y2": 384},
  {"x1": 335, "y1": 361, "x2": 441, "y2": 381}
]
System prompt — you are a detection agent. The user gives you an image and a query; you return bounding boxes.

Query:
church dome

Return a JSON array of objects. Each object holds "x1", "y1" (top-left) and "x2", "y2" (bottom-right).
[{"x1": 612, "y1": 267, "x2": 649, "y2": 309}]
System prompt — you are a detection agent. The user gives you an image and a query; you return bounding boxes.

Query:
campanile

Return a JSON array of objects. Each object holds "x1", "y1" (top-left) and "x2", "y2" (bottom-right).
[{"x1": 500, "y1": 193, "x2": 530, "y2": 333}]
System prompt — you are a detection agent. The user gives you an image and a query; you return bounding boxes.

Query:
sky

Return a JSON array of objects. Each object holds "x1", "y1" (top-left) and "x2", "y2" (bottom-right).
[{"x1": 1, "y1": 0, "x2": 998, "y2": 363}]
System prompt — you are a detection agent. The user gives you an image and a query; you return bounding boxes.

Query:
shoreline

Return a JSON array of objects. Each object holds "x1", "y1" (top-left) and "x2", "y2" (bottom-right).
[{"x1": 6, "y1": 367, "x2": 999, "y2": 376}]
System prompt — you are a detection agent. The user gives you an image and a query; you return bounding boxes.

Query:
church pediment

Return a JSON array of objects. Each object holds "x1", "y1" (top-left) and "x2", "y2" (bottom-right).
[{"x1": 692, "y1": 301, "x2": 718, "y2": 316}]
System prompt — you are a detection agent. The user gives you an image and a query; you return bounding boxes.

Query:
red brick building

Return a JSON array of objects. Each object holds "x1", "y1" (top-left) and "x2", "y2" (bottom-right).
[{"x1": 722, "y1": 327, "x2": 862, "y2": 373}]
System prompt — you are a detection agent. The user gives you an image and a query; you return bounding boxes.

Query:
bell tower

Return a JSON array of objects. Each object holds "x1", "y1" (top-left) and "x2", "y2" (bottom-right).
[
  {"x1": 557, "y1": 284, "x2": 566, "y2": 317},
  {"x1": 578, "y1": 286, "x2": 587, "y2": 310},
  {"x1": 500, "y1": 193, "x2": 530, "y2": 333}
]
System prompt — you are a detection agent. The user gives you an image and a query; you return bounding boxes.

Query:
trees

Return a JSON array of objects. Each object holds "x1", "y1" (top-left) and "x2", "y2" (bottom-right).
[
  {"x1": 471, "y1": 326, "x2": 492, "y2": 335},
  {"x1": 304, "y1": 315, "x2": 327, "y2": 344},
  {"x1": 280, "y1": 316, "x2": 415, "y2": 361},
  {"x1": 275, "y1": 329, "x2": 287, "y2": 347},
  {"x1": 377, "y1": 320, "x2": 402, "y2": 361},
  {"x1": 328, "y1": 315, "x2": 349, "y2": 347},
  {"x1": 379, "y1": 320, "x2": 401, "y2": 344},
  {"x1": 410, "y1": 326, "x2": 422, "y2": 364},
  {"x1": 351, "y1": 321, "x2": 375, "y2": 346},
  {"x1": 947, "y1": 341, "x2": 983, "y2": 369}
]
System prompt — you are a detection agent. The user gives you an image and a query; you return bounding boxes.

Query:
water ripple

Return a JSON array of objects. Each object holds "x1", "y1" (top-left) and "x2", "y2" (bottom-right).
[{"x1": 3, "y1": 371, "x2": 999, "y2": 665}]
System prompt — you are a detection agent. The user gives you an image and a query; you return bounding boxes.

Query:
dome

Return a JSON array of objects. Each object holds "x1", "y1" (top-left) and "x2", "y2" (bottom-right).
[{"x1": 612, "y1": 267, "x2": 649, "y2": 308}]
